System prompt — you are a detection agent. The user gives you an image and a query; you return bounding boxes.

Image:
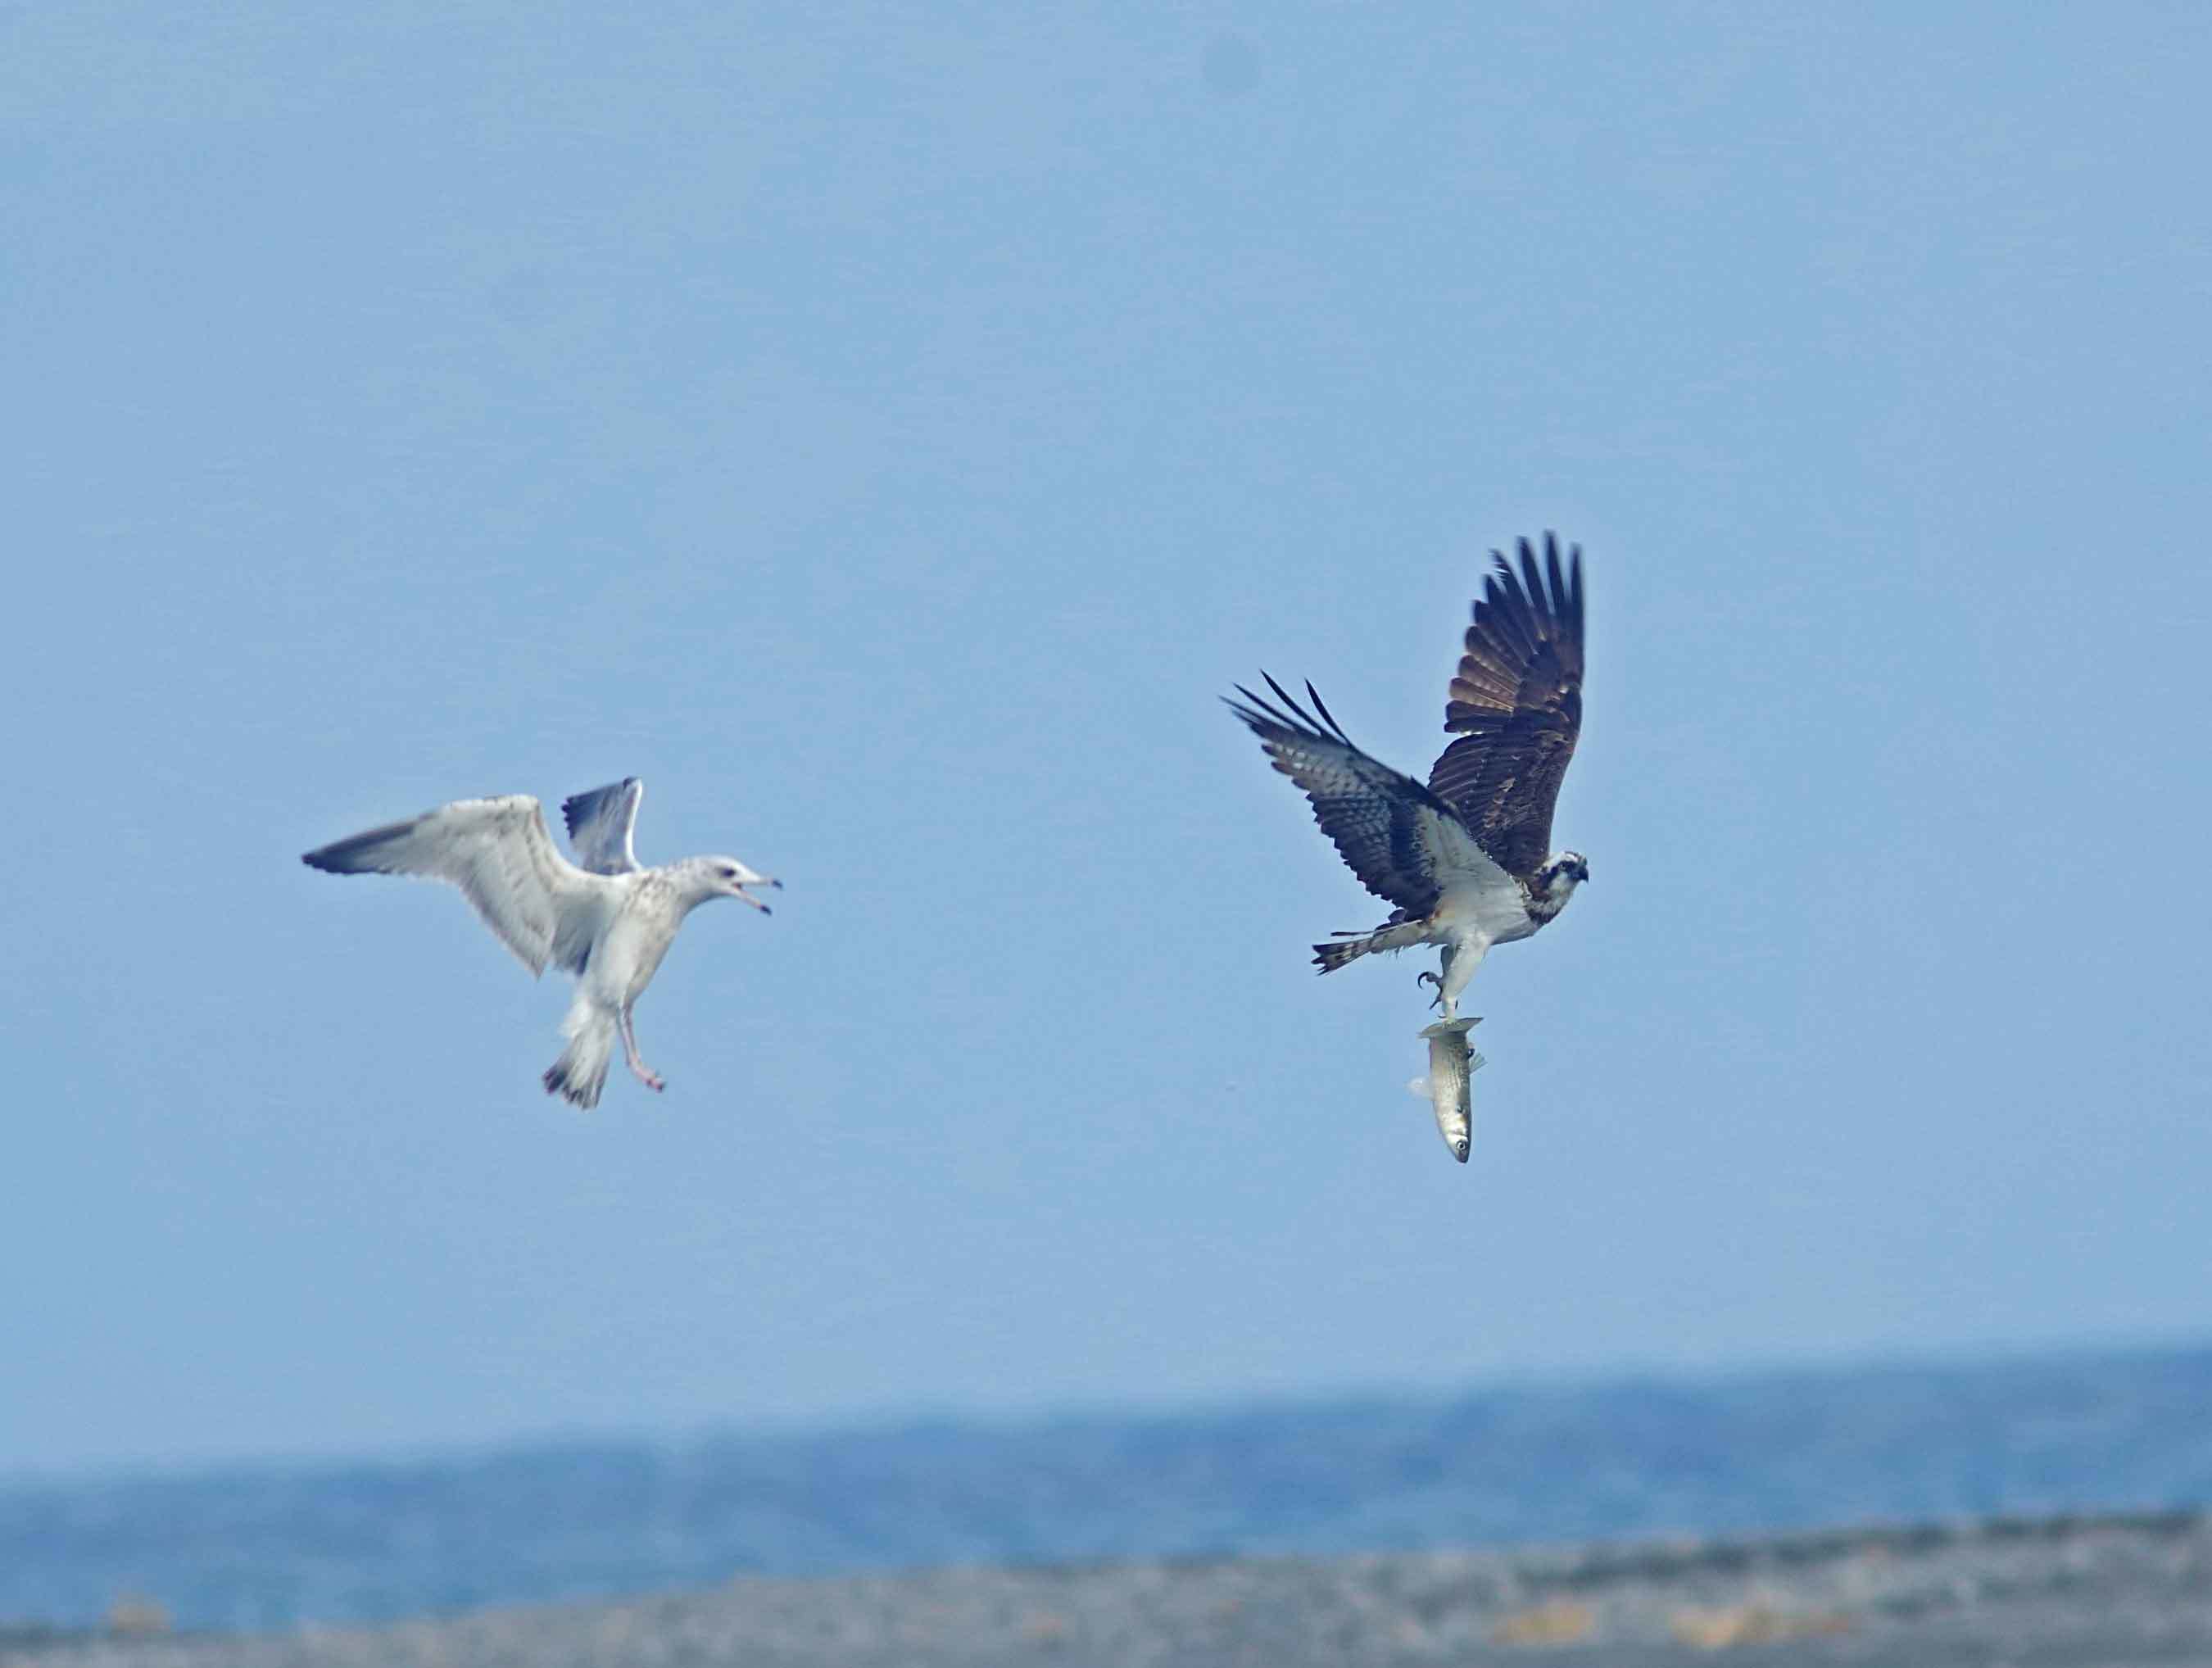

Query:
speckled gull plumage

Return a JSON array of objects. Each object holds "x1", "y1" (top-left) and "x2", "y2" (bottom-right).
[{"x1": 301, "y1": 777, "x2": 778, "y2": 1109}]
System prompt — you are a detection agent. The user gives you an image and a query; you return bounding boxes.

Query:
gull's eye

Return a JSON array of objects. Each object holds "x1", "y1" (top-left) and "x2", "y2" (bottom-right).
[{"x1": 720, "y1": 867, "x2": 737, "y2": 881}]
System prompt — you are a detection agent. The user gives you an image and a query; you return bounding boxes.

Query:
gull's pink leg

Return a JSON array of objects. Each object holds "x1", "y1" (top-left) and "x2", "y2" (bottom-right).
[{"x1": 617, "y1": 1006, "x2": 664, "y2": 1092}]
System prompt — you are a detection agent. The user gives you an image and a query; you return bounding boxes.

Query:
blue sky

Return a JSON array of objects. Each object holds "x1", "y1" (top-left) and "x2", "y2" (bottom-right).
[{"x1": 6, "y1": 3, "x2": 2210, "y2": 1471}]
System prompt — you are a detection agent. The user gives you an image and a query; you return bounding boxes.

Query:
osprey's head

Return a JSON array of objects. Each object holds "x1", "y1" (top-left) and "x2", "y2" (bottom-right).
[
  {"x1": 684, "y1": 856, "x2": 782, "y2": 913},
  {"x1": 1534, "y1": 850, "x2": 1589, "y2": 908}
]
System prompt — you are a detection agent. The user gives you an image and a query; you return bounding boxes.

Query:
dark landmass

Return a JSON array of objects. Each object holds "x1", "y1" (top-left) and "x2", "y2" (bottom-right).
[{"x1": 9, "y1": 1511, "x2": 2210, "y2": 1668}]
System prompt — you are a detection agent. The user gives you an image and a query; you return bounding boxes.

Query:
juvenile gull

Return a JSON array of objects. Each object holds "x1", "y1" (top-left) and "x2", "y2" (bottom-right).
[{"x1": 302, "y1": 777, "x2": 777, "y2": 1108}]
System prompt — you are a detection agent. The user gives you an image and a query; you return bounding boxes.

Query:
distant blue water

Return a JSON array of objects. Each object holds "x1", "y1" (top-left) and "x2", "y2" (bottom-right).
[{"x1": 7, "y1": 1342, "x2": 2210, "y2": 1632}]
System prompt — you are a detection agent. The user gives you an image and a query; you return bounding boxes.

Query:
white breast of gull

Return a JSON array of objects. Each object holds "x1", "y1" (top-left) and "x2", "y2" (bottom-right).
[{"x1": 302, "y1": 778, "x2": 778, "y2": 1108}]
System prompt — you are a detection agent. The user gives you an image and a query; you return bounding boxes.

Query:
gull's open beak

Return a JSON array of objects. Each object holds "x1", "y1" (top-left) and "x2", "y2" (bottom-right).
[{"x1": 737, "y1": 876, "x2": 779, "y2": 913}]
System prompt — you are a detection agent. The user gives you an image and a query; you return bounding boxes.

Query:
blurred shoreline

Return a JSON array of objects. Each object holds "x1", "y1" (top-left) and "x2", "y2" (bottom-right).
[{"x1": 8, "y1": 1509, "x2": 2209, "y2": 1667}]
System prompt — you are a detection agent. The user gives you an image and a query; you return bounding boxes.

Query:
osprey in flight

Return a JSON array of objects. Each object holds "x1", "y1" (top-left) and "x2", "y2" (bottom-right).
[
  {"x1": 302, "y1": 778, "x2": 777, "y2": 1109},
  {"x1": 1228, "y1": 534, "x2": 1588, "y2": 1022}
]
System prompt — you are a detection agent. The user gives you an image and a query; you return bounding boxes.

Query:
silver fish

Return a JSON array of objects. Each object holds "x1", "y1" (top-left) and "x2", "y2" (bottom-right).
[{"x1": 1408, "y1": 1017, "x2": 1484, "y2": 1163}]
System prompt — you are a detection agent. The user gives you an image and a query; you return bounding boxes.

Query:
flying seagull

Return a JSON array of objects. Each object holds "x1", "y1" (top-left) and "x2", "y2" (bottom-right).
[
  {"x1": 1226, "y1": 533, "x2": 1588, "y2": 1021},
  {"x1": 301, "y1": 778, "x2": 777, "y2": 1108}
]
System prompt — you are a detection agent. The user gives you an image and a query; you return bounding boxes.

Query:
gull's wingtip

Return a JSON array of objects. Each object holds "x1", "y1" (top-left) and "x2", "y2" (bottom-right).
[{"x1": 301, "y1": 843, "x2": 348, "y2": 874}]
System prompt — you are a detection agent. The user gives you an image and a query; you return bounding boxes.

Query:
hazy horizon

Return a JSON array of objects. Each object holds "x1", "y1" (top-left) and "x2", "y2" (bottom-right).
[{"x1": 7, "y1": 1324, "x2": 2199, "y2": 1486}]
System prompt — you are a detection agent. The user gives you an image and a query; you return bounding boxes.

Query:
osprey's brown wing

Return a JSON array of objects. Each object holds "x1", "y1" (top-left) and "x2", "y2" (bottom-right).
[{"x1": 1426, "y1": 534, "x2": 1584, "y2": 878}]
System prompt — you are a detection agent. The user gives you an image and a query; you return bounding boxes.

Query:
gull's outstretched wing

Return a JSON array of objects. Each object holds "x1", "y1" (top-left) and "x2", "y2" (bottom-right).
[
  {"x1": 560, "y1": 778, "x2": 645, "y2": 876},
  {"x1": 302, "y1": 795, "x2": 610, "y2": 976},
  {"x1": 1427, "y1": 534, "x2": 1585, "y2": 877},
  {"x1": 1227, "y1": 674, "x2": 1500, "y2": 915}
]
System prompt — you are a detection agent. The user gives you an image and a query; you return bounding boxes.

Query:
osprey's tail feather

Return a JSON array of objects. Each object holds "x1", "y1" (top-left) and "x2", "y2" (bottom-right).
[
  {"x1": 1312, "y1": 917, "x2": 1433, "y2": 974},
  {"x1": 543, "y1": 1001, "x2": 616, "y2": 1110},
  {"x1": 1314, "y1": 939, "x2": 1375, "y2": 974}
]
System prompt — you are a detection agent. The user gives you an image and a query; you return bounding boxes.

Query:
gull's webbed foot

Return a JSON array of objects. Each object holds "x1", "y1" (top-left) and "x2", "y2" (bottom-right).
[{"x1": 630, "y1": 1063, "x2": 665, "y2": 1092}]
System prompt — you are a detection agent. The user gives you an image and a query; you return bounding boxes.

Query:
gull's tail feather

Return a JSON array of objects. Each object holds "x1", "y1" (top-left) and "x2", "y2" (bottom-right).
[{"x1": 543, "y1": 1004, "x2": 615, "y2": 1110}]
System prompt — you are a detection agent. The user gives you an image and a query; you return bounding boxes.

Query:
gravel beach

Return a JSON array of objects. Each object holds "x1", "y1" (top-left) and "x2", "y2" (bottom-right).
[{"x1": 9, "y1": 1511, "x2": 2207, "y2": 1668}]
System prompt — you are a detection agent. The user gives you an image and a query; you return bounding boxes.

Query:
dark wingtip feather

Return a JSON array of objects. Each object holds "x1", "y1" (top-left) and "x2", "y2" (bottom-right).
[
  {"x1": 1301, "y1": 680, "x2": 1357, "y2": 748},
  {"x1": 1244, "y1": 673, "x2": 1356, "y2": 750},
  {"x1": 1228, "y1": 672, "x2": 1321, "y2": 740},
  {"x1": 1483, "y1": 549, "x2": 1523, "y2": 629},
  {"x1": 299, "y1": 822, "x2": 404, "y2": 875},
  {"x1": 1222, "y1": 682, "x2": 1278, "y2": 731},
  {"x1": 1481, "y1": 554, "x2": 1539, "y2": 659},
  {"x1": 560, "y1": 778, "x2": 637, "y2": 844},
  {"x1": 1262, "y1": 670, "x2": 1304, "y2": 714}
]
